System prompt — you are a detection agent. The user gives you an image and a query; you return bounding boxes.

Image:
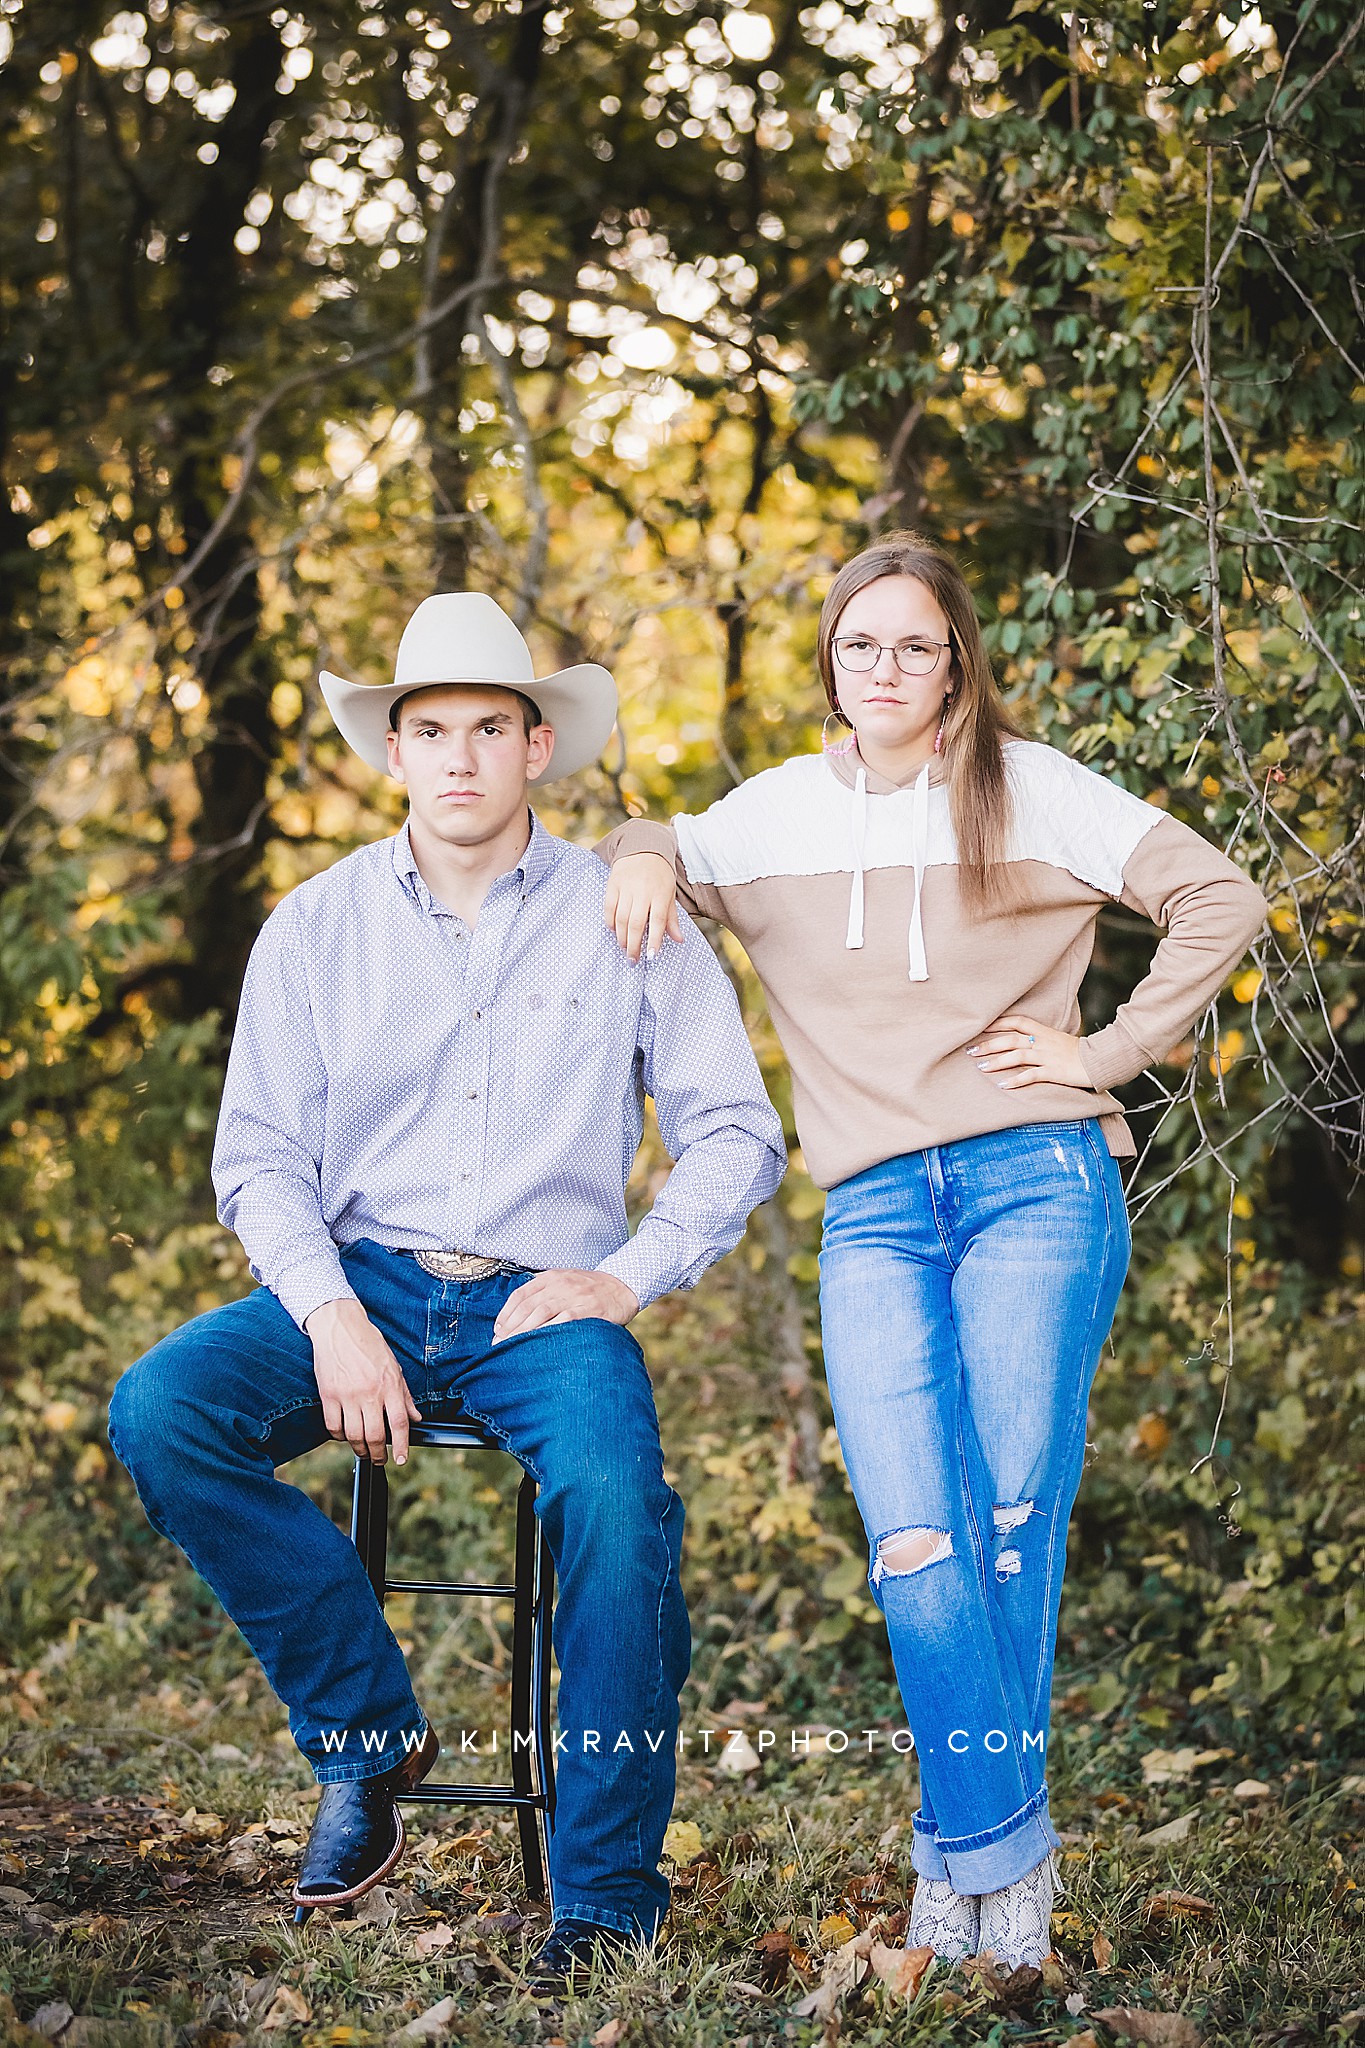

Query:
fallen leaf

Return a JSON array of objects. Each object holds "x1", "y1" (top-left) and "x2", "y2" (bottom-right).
[
  {"x1": 718, "y1": 1731, "x2": 761, "y2": 1774},
  {"x1": 730, "y1": 1982, "x2": 766, "y2": 1997},
  {"x1": 1145, "y1": 1890, "x2": 1216, "y2": 1921},
  {"x1": 1231, "y1": 1779, "x2": 1271, "y2": 1799},
  {"x1": 591, "y1": 2021, "x2": 625, "y2": 2047},
  {"x1": 261, "y1": 1986, "x2": 311, "y2": 2031},
  {"x1": 1092, "y1": 1929, "x2": 1114, "y2": 1968},
  {"x1": 209, "y1": 1743, "x2": 248, "y2": 1762},
  {"x1": 790, "y1": 1928, "x2": 874, "y2": 2018},
  {"x1": 818, "y1": 1911, "x2": 857, "y2": 1949},
  {"x1": 1094, "y1": 2006, "x2": 1200, "y2": 2048},
  {"x1": 1136, "y1": 1811, "x2": 1198, "y2": 1846},
  {"x1": 352, "y1": 1884, "x2": 400, "y2": 1929},
  {"x1": 868, "y1": 1940, "x2": 932, "y2": 1998},
  {"x1": 0, "y1": 1886, "x2": 33, "y2": 1911},
  {"x1": 662, "y1": 1819, "x2": 704, "y2": 1864},
  {"x1": 176, "y1": 1808, "x2": 226, "y2": 1839},
  {"x1": 389, "y1": 1995, "x2": 457, "y2": 2042},
  {"x1": 411, "y1": 1923, "x2": 455, "y2": 1959}
]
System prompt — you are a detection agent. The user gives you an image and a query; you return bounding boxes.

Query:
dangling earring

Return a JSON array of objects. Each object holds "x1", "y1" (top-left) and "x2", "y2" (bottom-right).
[
  {"x1": 933, "y1": 694, "x2": 952, "y2": 755},
  {"x1": 822, "y1": 710, "x2": 856, "y2": 757}
]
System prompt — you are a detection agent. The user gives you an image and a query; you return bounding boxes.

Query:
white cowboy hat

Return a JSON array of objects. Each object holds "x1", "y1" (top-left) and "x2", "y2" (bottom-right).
[{"x1": 319, "y1": 592, "x2": 618, "y2": 787}]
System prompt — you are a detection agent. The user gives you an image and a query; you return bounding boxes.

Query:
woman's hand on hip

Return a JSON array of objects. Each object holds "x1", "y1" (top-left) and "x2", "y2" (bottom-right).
[
  {"x1": 603, "y1": 852, "x2": 683, "y2": 962},
  {"x1": 965, "y1": 1012, "x2": 1093, "y2": 1091}
]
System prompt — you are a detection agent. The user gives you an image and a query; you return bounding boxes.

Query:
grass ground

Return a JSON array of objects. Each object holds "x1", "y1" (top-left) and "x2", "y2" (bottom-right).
[{"x1": 1, "y1": 1619, "x2": 1362, "y2": 2048}]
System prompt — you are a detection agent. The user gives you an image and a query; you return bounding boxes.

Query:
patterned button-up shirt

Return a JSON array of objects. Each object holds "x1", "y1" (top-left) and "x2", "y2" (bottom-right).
[{"x1": 212, "y1": 811, "x2": 786, "y2": 1329}]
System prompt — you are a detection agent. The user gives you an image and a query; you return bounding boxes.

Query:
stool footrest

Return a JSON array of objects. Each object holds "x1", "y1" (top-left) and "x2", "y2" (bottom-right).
[
  {"x1": 384, "y1": 1578, "x2": 517, "y2": 1597},
  {"x1": 401, "y1": 1783, "x2": 550, "y2": 1809}
]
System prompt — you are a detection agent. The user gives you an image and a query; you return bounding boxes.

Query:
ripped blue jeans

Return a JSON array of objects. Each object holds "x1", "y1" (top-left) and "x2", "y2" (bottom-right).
[{"x1": 818, "y1": 1121, "x2": 1131, "y2": 1894}]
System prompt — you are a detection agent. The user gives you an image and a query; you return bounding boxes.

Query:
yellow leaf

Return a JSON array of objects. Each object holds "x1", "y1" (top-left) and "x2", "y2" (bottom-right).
[
  {"x1": 950, "y1": 210, "x2": 975, "y2": 237},
  {"x1": 1107, "y1": 216, "x2": 1144, "y2": 246},
  {"x1": 1001, "y1": 226, "x2": 1030, "y2": 272},
  {"x1": 662, "y1": 1820, "x2": 704, "y2": 1864},
  {"x1": 819, "y1": 1911, "x2": 857, "y2": 1948},
  {"x1": 42, "y1": 1400, "x2": 80, "y2": 1432},
  {"x1": 1232, "y1": 969, "x2": 1262, "y2": 1003}
]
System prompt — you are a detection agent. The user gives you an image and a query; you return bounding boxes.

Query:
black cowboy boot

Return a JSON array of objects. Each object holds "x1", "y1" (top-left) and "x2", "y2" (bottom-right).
[
  {"x1": 292, "y1": 1723, "x2": 439, "y2": 1920},
  {"x1": 524, "y1": 1917, "x2": 634, "y2": 1991}
]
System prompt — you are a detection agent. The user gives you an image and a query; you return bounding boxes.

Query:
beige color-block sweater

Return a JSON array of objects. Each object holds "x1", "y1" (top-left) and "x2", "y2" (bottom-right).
[{"x1": 597, "y1": 738, "x2": 1268, "y2": 1189}]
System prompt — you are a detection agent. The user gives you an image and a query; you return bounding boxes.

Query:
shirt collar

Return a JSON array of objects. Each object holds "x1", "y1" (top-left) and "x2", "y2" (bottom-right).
[{"x1": 391, "y1": 808, "x2": 561, "y2": 912}]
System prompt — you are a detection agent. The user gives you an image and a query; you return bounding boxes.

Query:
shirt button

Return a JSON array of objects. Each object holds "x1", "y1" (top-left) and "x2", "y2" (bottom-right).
[{"x1": 472, "y1": 1009, "x2": 482, "y2": 1021}]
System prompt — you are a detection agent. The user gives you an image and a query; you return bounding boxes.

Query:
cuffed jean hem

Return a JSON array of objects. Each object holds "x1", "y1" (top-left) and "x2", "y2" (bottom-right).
[
  {"x1": 911, "y1": 1783, "x2": 1060, "y2": 1894},
  {"x1": 553, "y1": 1900, "x2": 664, "y2": 1944},
  {"x1": 309, "y1": 1715, "x2": 429, "y2": 1786}
]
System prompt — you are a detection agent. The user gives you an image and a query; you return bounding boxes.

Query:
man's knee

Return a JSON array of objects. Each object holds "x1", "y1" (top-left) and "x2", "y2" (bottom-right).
[
  {"x1": 108, "y1": 1341, "x2": 184, "y2": 1475},
  {"x1": 108, "y1": 1310, "x2": 242, "y2": 1473}
]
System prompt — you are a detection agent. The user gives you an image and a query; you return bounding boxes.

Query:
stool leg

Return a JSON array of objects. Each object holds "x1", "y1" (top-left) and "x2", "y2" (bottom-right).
[
  {"x1": 533, "y1": 1521, "x2": 556, "y2": 1833},
  {"x1": 351, "y1": 1456, "x2": 389, "y2": 1606},
  {"x1": 511, "y1": 1472, "x2": 547, "y2": 1901}
]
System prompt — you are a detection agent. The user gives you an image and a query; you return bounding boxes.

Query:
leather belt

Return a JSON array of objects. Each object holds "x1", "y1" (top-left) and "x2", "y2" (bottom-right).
[{"x1": 407, "y1": 1248, "x2": 529, "y2": 1281}]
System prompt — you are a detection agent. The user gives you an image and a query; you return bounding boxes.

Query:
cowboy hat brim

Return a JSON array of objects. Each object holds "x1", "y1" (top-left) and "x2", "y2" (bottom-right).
[{"x1": 318, "y1": 664, "x2": 618, "y2": 787}]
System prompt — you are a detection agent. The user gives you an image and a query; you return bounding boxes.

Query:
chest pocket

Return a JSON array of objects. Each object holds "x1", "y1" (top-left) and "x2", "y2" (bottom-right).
[{"x1": 513, "y1": 985, "x2": 613, "y2": 1088}]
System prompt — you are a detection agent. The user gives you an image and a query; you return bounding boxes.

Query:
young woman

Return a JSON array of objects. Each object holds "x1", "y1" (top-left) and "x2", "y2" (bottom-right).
[{"x1": 598, "y1": 532, "x2": 1267, "y2": 1970}]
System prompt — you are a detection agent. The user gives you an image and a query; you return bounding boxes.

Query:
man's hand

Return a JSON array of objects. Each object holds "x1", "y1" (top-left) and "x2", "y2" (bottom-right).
[
  {"x1": 305, "y1": 1297, "x2": 423, "y2": 1465},
  {"x1": 493, "y1": 1270, "x2": 639, "y2": 1343},
  {"x1": 965, "y1": 1012, "x2": 1093, "y2": 1091},
  {"x1": 603, "y1": 852, "x2": 683, "y2": 962}
]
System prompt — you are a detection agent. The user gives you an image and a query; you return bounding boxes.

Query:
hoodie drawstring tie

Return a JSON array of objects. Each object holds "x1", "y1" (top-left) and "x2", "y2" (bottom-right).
[
  {"x1": 843, "y1": 760, "x2": 931, "y2": 981},
  {"x1": 845, "y1": 766, "x2": 868, "y2": 948}
]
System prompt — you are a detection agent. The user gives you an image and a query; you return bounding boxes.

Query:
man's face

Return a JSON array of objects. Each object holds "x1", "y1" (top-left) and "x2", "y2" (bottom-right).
[{"x1": 385, "y1": 685, "x2": 555, "y2": 847}]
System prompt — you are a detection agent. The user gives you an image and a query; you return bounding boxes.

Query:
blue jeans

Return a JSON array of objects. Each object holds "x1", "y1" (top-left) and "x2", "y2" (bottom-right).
[
  {"x1": 818, "y1": 1121, "x2": 1130, "y2": 1894},
  {"x1": 107, "y1": 1241, "x2": 691, "y2": 1942}
]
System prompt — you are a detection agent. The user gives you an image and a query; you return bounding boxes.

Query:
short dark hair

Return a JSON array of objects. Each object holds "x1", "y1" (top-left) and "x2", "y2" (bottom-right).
[{"x1": 389, "y1": 684, "x2": 543, "y2": 738}]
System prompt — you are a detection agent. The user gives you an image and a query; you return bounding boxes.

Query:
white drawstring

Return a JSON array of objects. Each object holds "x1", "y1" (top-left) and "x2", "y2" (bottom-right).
[
  {"x1": 843, "y1": 759, "x2": 931, "y2": 977},
  {"x1": 908, "y1": 761, "x2": 929, "y2": 981},
  {"x1": 844, "y1": 766, "x2": 867, "y2": 949}
]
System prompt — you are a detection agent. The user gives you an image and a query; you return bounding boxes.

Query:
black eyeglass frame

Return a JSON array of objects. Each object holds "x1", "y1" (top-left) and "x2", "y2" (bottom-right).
[{"x1": 832, "y1": 634, "x2": 955, "y2": 678}]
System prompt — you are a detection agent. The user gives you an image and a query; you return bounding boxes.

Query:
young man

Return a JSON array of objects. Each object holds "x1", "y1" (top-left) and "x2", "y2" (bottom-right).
[{"x1": 108, "y1": 593, "x2": 785, "y2": 1981}]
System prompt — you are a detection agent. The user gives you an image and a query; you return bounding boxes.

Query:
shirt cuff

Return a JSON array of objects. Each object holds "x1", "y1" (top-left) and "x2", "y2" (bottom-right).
[
  {"x1": 608, "y1": 820, "x2": 677, "y2": 863},
  {"x1": 596, "y1": 1220, "x2": 712, "y2": 1314},
  {"x1": 1078, "y1": 1019, "x2": 1159, "y2": 1092},
  {"x1": 270, "y1": 1247, "x2": 360, "y2": 1332}
]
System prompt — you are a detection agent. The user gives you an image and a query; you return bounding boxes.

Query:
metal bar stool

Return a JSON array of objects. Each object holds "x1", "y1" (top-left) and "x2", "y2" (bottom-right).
[{"x1": 349, "y1": 1419, "x2": 556, "y2": 1901}]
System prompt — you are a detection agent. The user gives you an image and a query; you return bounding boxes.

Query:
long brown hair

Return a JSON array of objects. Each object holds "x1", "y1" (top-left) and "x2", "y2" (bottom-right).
[{"x1": 816, "y1": 530, "x2": 1029, "y2": 906}]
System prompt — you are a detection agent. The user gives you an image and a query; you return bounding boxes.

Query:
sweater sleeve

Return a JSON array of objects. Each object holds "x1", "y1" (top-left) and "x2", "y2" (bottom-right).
[
  {"x1": 593, "y1": 818, "x2": 730, "y2": 925},
  {"x1": 1077, "y1": 811, "x2": 1269, "y2": 1091}
]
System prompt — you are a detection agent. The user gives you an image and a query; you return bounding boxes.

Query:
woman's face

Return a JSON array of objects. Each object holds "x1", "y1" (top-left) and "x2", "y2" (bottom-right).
[{"x1": 830, "y1": 574, "x2": 954, "y2": 753}]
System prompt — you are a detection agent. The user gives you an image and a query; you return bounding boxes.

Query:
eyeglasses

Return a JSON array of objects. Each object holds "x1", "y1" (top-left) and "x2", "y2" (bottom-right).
[{"x1": 833, "y1": 634, "x2": 952, "y2": 677}]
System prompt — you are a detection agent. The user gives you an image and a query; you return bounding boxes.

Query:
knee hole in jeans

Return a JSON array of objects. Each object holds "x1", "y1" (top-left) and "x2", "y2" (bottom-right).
[{"x1": 871, "y1": 1526, "x2": 953, "y2": 1586}]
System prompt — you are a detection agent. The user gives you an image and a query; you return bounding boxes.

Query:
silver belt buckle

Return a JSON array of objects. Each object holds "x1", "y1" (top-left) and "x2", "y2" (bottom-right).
[{"x1": 413, "y1": 1248, "x2": 511, "y2": 1280}]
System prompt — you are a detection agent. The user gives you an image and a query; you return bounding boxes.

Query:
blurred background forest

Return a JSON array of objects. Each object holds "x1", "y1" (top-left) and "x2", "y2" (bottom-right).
[{"x1": 2, "y1": 0, "x2": 1365, "y2": 2023}]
